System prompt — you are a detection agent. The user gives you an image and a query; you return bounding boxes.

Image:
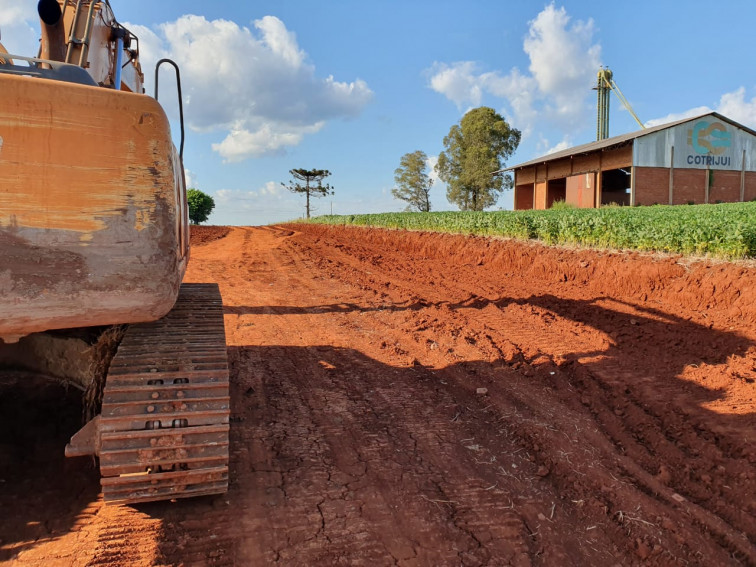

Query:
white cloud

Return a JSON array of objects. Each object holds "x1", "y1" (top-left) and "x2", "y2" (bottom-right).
[
  {"x1": 427, "y1": 4, "x2": 600, "y2": 138},
  {"x1": 211, "y1": 121, "x2": 324, "y2": 161},
  {"x1": 259, "y1": 180, "x2": 286, "y2": 197},
  {"x1": 126, "y1": 24, "x2": 169, "y2": 78},
  {"x1": 428, "y1": 61, "x2": 483, "y2": 108},
  {"x1": 545, "y1": 138, "x2": 571, "y2": 155},
  {"x1": 425, "y1": 154, "x2": 440, "y2": 185},
  {"x1": 130, "y1": 14, "x2": 372, "y2": 162},
  {"x1": 645, "y1": 107, "x2": 712, "y2": 128},
  {"x1": 216, "y1": 181, "x2": 286, "y2": 204},
  {"x1": 716, "y1": 87, "x2": 756, "y2": 128},
  {"x1": 646, "y1": 87, "x2": 756, "y2": 130},
  {"x1": 255, "y1": 15, "x2": 304, "y2": 67},
  {"x1": 523, "y1": 5, "x2": 600, "y2": 129},
  {"x1": 0, "y1": 0, "x2": 39, "y2": 57},
  {"x1": 214, "y1": 182, "x2": 305, "y2": 224},
  {"x1": 482, "y1": 68, "x2": 540, "y2": 134},
  {"x1": 184, "y1": 168, "x2": 196, "y2": 188}
]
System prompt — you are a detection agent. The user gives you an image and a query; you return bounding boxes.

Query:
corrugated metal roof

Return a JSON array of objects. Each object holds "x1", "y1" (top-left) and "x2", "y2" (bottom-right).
[{"x1": 500, "y1": 112, "x2": 756, "y2": 172}]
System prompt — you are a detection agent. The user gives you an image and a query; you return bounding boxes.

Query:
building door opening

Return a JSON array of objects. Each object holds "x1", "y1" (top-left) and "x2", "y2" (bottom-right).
[
  {"x1": 601, "y1": 168, "x2": 631, "y2": 206},
  {"x1": 547, "y1": 178, "x2": 566, "y2": 208}
]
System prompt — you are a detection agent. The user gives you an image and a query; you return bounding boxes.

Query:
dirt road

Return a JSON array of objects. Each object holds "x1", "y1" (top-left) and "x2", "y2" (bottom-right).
[{"x1": 1, "y1": 224, "x2": 755, "y2": 566}]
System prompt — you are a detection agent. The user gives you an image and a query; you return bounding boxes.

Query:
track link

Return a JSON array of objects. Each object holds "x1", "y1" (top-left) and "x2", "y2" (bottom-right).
[{"x1": 99, "y1": 283, "x2": 229, "y2": 504}]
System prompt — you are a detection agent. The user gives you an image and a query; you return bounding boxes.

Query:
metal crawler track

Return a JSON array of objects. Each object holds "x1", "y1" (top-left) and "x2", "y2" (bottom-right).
[{"x1": 99, "y1": 283, "x2": 229, "y2": 504}]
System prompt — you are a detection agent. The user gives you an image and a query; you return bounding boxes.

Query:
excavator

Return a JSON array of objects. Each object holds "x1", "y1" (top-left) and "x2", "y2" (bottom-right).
[{"x1": 0, "y1": 0, "x2": 229, "y2": 504}]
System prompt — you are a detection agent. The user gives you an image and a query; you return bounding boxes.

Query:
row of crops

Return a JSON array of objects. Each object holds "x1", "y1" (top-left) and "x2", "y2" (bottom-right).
[{"x1": 305, "y1": 202, "x2": 756, "y2": 259}]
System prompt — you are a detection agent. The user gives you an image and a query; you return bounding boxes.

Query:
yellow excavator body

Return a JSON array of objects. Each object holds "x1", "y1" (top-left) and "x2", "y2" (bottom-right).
[
  {"x1": 0, "y1": 0, "x2": 229, "y2": 504},
  {"x1": 0, "y1": 72, "x2": 188, "y2": 341}
]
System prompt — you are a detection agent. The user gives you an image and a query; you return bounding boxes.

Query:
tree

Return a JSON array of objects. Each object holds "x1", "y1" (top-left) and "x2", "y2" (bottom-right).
[
  {"x1": 392, "y1": 150, "x2": 433, "y2": 212},
  {"x1": 281, "y1": 169, "x2": 334, "y2": 219},
  {"x1": 187, "y1": 188, "x2": 215, "y2": 225},
  {"x1": 435, "y1": 107, "x2": 521, "y2": 211}
]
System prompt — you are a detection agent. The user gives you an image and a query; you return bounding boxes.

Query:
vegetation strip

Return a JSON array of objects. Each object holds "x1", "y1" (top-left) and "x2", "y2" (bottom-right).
[{"x1": 305, "y1": 202, "x2": 756, "y2": 259}]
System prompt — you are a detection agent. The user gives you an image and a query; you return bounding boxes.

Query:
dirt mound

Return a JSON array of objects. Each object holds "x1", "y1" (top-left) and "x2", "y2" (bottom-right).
[
  {"x1": 190, "y1": 225, "x2": 230, "y2": 246},
  {"x1": 297, "y1": 224, "x2": 756, "y2": 325}
]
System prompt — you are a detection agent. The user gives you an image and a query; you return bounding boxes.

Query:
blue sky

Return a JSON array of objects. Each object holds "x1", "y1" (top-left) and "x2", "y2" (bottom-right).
[{"x1": 3, "y1": 1, "x2": 756, "y2": 224}]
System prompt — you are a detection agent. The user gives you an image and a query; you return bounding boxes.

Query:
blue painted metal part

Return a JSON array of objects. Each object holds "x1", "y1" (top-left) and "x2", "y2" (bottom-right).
[{"x1": 114, "y1": 36, "x2": 123, "y2": 90}]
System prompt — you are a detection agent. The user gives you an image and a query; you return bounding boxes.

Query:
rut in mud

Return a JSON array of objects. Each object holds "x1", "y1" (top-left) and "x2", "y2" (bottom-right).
[{"x1": 1, "y1": 224, "x2": 754, "y2": 566}]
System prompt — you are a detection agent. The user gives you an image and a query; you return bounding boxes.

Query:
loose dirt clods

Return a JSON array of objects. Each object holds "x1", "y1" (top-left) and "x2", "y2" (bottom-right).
[{"x1": 1, "y1": 224, "x2": 755, "y2": 565}]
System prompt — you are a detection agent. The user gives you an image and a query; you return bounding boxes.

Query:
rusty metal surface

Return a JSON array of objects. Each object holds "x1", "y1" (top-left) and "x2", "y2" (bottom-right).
[
  {"x1": 0, "y1": 73, "x2": 188, "y2": 339},
  {"x1": 99, "y1": 283, "x2": 229, "y2": 504},
  {"x1": 64, "y1": 415, "x2": 101, "y2": 457}
]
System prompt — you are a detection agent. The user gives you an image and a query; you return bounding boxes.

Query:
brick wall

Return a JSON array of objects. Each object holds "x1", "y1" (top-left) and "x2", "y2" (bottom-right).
[
  {"x1": 672, "y1": 170, "x2": 707, "y2": 204},
  {"x1": 634, "y1": 167, "x2": 669, "y2": 205},
  {"x1": 745, "y1": 172, "x2": 756, "y2": 201},
  {"x1": 709, "y1": 170, "x2": 741, "y2": 203},
  {"x1": 634, "y1": 167, "x2": 752, "y2": 206}
]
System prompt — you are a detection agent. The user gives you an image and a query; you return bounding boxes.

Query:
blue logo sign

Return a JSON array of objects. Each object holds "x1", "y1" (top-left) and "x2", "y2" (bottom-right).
[{"x1": 687, "y1": 121, "x2": 731, "y2": 155}]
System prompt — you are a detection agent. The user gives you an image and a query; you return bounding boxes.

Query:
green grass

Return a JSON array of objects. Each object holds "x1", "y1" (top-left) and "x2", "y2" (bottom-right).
[{"x1": 302, "y1": 202, "x2": 756, "y2": 259}]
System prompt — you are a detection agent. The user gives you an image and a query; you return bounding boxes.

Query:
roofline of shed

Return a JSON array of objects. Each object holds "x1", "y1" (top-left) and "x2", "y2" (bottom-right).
[{"x1": 496, "y1": 111, "x2": 756, "y2": 173}]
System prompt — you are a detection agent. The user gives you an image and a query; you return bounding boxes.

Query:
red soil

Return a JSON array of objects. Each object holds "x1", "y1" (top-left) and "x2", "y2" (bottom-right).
[
  {"x1": 189, "y1": 225, "x2": 230, "y2": 247},
  {"x1": 1, "y1": 224, "x2": 754, "y2": 566}
]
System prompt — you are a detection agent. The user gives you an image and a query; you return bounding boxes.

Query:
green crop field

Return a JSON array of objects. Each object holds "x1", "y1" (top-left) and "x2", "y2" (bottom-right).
[{"x1": 304, "y1": 202, "x2": 756, "y2": 259}]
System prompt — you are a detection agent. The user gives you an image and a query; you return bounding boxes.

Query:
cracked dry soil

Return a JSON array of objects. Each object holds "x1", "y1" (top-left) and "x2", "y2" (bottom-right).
[{"x1": 1, "y1": 224, "x2": 755, "y2": 566}]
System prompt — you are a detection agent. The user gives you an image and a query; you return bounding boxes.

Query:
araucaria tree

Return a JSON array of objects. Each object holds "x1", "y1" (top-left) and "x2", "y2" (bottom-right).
[
  {"x1": 435, "y1": 107, "x2": 521, "y2": 211},
  {"x1": 392, "y1": 150, "x2": 433, "y2": 212},
  {"x1": 282, "y1": 169, "x2": 334, "y2": 219},
  {"x1": 186, "y1": 188, "x2": 215, "y2": 225}
]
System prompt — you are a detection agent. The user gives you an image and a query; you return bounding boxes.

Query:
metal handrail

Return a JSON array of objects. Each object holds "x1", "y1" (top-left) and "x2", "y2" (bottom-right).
[
  {"x1": 154, "y1": 58, "x2": 185, "y2": 160},
  {"x1": 0, "y1": 52, "x2": 97, "y2": 85}
]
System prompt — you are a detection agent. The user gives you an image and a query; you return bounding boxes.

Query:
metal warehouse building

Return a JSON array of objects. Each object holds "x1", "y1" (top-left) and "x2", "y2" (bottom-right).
[{"x1": 505, "y1": 112, "x2": 756, "y2": 210}]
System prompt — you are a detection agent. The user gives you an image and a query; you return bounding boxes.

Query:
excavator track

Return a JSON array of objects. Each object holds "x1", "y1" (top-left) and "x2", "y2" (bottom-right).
[{"x1": 98, "y1": 283, "x2": 229, "y2": 504}]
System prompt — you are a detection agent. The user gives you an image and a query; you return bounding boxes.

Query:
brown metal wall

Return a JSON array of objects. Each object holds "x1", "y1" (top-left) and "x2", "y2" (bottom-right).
[
  {"x1": 546, "y1": 158, "x2": 572, "y2": 179},
  {"x1": 513, "y1": 144, "x2": 632, "y2": 210},
  {"x1": 572, "y1": 154, "x2": 600, "y2": 175},
  {"x1": 534, "y1": 182, "x2": 548, "y2": 210},
  {"x1": 566, "y1": 173, "x2": 596, "y2": 208},
  {"x1": 516, "y1": 168, "x2": 535, "y2": 184},
  {"x1": 515, "y1": 185, "x2": 534, "y2": 210},
  {"x1": 535, "y1": 164, "x2": 548, "y2": 183},
  {"x1": 601, "y1": 146, "x2": 633, "y2": 170}
]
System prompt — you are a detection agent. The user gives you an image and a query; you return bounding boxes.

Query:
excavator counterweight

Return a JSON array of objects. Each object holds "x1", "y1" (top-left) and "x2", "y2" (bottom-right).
[{"x1": 0, "y1": 0, "x2": 230, "y2": 504}]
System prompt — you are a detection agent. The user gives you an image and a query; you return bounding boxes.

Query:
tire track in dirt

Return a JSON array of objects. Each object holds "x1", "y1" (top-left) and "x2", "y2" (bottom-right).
[
  {"x1": 174, "y1": 226, "x2": 622, "y2": 565},
  {"x1": 256, "y1": 230, "x2": 580, "y2": 564},
  {"x1": 2, "y1": 224, "x2": 754, "y2": 566},
  {"x1": 280, "y1": 223, "x2": 756, "y2": 564}
]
